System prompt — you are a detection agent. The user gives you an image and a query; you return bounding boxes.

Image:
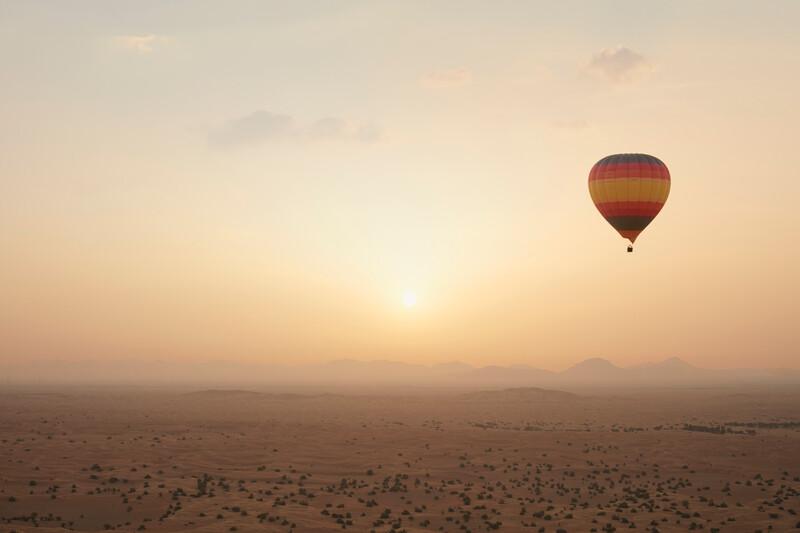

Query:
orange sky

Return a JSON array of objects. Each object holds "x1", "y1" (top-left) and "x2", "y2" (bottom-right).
[{"x1": 1, "y1": 2, "x2": 799, "y2": 371}]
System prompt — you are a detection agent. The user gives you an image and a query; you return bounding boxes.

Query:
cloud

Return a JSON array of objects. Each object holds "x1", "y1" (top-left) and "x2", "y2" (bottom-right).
[
  {"x1": 586, "y1": 46, "x2": 651, "y2": 83},
  {"x1": 210, "y1": 111, "x2": 381, "y2": 147},
  {"x1": 210, "y1": 111, "x2": 295, "y2": 146},
  {"x1": 419, "y1": 67, "x2": 472, "y2": 88},
  {"x1": 113, "y1": 34, "x2": 171, "y2": 54}
]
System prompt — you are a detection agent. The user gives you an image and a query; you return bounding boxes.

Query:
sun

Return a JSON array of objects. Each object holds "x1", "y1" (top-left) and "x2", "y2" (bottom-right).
[{"x1": 402, "y1": 290, "x2": 417, "y2": 308}]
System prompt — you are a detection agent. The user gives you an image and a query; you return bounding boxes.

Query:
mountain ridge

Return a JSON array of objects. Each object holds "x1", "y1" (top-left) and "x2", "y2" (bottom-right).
[{"x1": 4, "y1": 357, "x2": 799, "y2": 387}]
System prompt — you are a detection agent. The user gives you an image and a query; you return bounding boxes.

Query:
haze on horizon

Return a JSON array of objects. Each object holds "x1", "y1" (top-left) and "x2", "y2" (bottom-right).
[{"x1": 1, "y1": 1, "x2": 799, "y2": 374}]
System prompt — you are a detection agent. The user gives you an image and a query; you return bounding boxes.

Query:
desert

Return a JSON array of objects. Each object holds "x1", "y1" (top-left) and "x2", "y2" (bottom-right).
[{"x1": 2, "y1": 383, "x2": 799, "y2": 532}]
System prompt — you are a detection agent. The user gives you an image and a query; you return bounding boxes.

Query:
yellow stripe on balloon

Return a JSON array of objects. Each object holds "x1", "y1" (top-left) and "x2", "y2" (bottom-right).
[{"x1": 589, "y1": 178, "x2": 669, "y2": 204}]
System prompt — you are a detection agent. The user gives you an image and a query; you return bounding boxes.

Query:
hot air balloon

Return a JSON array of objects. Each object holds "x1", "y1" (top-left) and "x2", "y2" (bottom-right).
[{"x1": 588, "y1": 153, "x2": 670, "y2": 252}]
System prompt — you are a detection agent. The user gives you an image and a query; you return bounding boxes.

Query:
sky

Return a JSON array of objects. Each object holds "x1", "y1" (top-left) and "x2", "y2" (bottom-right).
[{"x1": 1, "y1": 1, "x2": 799, "y2": 372}]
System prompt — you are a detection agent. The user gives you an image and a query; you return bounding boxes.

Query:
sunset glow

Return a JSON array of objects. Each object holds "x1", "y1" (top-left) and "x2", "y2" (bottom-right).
[
  {"x1": 0, "y1": 2, "x2": 798, "y2": 372},
  {"x1": 403, "y1": 291, "x2": 418, "y2": 309}
]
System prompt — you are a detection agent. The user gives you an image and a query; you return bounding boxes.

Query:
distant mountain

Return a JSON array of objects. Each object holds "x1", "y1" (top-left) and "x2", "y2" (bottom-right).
[
  {"x1": 658, "y1": 356, "x2": 694, "y2": 368},
  {"x1": 4, "y1": 357, "x2": 799, "y2": 388},
  {"x1": 633, "y1": 356, "x2": 697, "y2": 371},
  {"x1": 561, "y1": 357, "x2": 625, "y2": 380},
  {"x1": 431, "y1": 362, "x2": 474, "y2": 374},
  {"x1": 558, "y1": 356, "x2": 722, "y2": 384},
  {"x1": 322, "y1": 359, "x2": 431, "y2": 382},
  {"x1": 627, "y1": 357, "x2": 711, "y2": 381}
]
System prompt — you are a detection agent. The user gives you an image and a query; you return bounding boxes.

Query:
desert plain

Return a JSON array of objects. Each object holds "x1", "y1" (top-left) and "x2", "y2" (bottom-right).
[{"x1": 1, "y1": 386, "x2": 799, "y2": 533}]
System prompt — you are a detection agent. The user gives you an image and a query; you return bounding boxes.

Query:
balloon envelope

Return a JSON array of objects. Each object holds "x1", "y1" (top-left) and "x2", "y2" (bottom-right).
[{"x1": 588, "y1": 153, "x2": 670, "y2": 244}]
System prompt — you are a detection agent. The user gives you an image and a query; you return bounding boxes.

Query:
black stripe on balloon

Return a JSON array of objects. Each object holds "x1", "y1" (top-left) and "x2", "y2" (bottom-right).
[
  {"x1": 596, "y1": 153, "x2": 665, "y2": 167},
  {"x1": 606, "y1": 215, "x2": 655, "y2": 231}
]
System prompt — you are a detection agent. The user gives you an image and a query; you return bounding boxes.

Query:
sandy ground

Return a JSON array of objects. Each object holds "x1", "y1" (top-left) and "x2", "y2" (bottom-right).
[{"x1": 1, "y1": 386, "x2": 799, "y2": 532}]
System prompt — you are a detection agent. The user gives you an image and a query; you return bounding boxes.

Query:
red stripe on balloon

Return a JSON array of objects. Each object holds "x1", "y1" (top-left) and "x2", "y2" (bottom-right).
[
  {"x1": 589, "y1": 162, "x2": 670, "y2": 181},
  {"x1": 595, "y1": 201, "x2": 665, "y2": 218}
]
